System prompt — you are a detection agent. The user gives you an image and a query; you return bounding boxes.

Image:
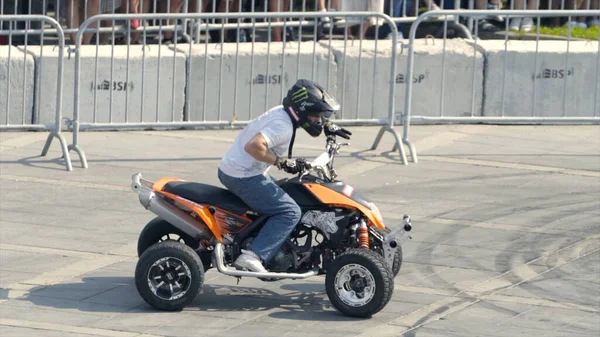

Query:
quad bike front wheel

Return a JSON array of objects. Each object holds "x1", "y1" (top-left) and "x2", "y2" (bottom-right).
[
  {"x1": 135, "y1": 240, "x2": 205, "y2": 311},
  {"x1": 325, "y1": 249, "x2": 394, "y2": 318},
  {"x1": 373, "y1": 227, "x2": 403, "y2": 277}
]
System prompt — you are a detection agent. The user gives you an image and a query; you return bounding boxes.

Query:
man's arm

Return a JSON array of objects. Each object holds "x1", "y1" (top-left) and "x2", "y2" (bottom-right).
[{"x1": 244, "y1": 132, "x2": 278, "y2": 165}]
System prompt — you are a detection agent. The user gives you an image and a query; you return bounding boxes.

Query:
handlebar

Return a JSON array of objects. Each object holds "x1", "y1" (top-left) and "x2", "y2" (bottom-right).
[{"x1": 298, "y1": 134, "x2": 349, "y2": 181}]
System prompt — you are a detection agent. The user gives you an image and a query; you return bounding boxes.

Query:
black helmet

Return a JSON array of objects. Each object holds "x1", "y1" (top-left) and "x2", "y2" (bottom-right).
[{"x1": 282, "y1": 79, "x2": 340, "y2": 137}]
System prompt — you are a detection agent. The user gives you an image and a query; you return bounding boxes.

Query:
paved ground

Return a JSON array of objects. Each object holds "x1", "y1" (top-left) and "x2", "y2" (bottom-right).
[{"x1": 1, "y1": 124, "x2": 599, "y2": 337}]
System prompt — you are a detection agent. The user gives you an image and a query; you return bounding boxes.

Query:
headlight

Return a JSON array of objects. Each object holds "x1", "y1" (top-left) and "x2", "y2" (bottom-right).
[{"x1": 366, "y1": 202, "x2": 383, "y2": 224}]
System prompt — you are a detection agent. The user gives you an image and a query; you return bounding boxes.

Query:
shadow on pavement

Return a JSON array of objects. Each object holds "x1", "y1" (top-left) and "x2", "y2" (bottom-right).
[{"x1": 6, "y1": 276, "x2": 363, "y2": 322}]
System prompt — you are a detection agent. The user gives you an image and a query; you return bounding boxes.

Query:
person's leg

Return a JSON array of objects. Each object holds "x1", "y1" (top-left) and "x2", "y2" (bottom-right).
[
  {"x1": 589, "y1": 0, "x2": 600, "y2": 26},
  {"x1": 82, "y1": 0, "x2": 100, "y2": 44},
  {"x1": 124, "y1": 0, "x2": 142, "y2": 43},
  {"x1": 519, "y1": 0, "x2": 539, "y2": 32},
  {"x1": 269, "y1": 0, "x2": 283, "y2": 42},
  {"x1": 159, "y1": 0, "x2": 184, "y2": 40},
  {"x1": 65, "y1": 0, "x2": 80, "y2": 44},
  {"x1": 574, "y1": 0, "x2": 588, "y2": 27},
  {"x1": 509, "y1": 0, "x2": 525, "y2": 31},
  {"x1": 218, "y1": 169, "x2": 302, "y2": 272},
  {"x1": 393, "y1": 0, "x2": 406, "y2": 36}
]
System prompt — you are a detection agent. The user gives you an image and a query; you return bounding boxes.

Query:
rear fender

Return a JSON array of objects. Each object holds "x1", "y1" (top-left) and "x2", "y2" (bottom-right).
[{"x1": 152, "y1": 178, "x2": 224, "y2": 242}]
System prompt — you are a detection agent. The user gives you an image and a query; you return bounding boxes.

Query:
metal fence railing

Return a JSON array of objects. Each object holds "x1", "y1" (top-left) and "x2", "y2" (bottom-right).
[
  {"x1": 65, "y1": 11, "x2": 410, "y2": 170},
  {"x1": 0, "y1": 15, "x2": 73, "y2": 171},
  {"x1": 3, "y1": 6, "x2": 600, "y2": 172},
  {"x1": 401, "y1": 9, "x2": 600, "y2": 164}
]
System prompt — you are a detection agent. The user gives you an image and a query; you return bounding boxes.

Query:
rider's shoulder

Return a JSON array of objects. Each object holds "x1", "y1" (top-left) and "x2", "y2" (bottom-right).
[{"x1": 262, "y1": 105, "x2": 293, "y2": 126}]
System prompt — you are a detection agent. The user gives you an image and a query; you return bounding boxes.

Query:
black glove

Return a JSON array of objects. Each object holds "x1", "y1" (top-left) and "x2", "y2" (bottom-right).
[
  {"x1": 324, "y1": 121, "x2": 352, "y2": 140},
  {"x1": 275, "y1": 157, "x2": 308, "y2": 174}
]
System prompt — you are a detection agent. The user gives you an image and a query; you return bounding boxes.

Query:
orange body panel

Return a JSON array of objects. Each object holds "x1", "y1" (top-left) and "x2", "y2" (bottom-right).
[
  {"x1": 212, "y1": 207, "x2": 253, "y2": 235},
  {"x1": 151, "y1": 177, "x2": 224, "y2": 242},
  {"x1": 304, "y1": 183, "x2": 385, "y2": 229}
]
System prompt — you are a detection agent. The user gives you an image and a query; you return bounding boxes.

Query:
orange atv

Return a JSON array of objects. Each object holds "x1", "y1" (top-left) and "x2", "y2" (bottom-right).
[{"x1": 131, "y1": 135, "x2": 413, "y2": 318}]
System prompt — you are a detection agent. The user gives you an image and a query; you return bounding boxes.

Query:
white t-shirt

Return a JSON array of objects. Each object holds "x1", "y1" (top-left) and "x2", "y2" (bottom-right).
[{"x1": 219, "y1": 105, "x2": 294, "y2": 178}]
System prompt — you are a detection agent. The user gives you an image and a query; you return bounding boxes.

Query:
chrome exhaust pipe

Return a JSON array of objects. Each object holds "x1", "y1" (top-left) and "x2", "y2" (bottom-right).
[
  {"x1": 139, "y1": 189, "x2": 212, "y2": 242},
  {"x1": 213, "y1": 243, "x2": 319, "y2": 280}
]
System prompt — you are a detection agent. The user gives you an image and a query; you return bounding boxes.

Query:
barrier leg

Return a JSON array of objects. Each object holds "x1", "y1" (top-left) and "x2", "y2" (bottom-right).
[
  {"x1": 370, "y1": 126, "x2": 387, "y2": 150},
  {"x1": 68, "y1": 144, "x2": 89, "y2": 169},
  {"x1": 371, "y1": 126, "x2": 408, "y2": 165},
  {"x1": 403, "y1": 138, "x2": 418, "y2": 164},
  {"x1": 40, "y1": 131, "x2": 74, "y2": 172},
  {"x1": 40, "y1": 132, "x2": 54, "y2": 157},
  {"x1": 388, "y1": 127, "x2": 408, "y2": 165}
]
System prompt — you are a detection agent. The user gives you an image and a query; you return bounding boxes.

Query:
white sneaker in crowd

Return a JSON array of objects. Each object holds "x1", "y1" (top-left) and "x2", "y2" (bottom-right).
[
  {"x1": 521, "y1": 17, "x2": 534, "y2": 32},
  {"x1": 385, "y1": 31, "x2": 405, "y2": 40},
  {"x1": 487, "y1": 3, "x2": 504, "y2": 22},
  {"x1": 509, "y1": 18, "x2": 522, "y2": 31},
  {"x1": 565, "y1": 20, "x2": 588, "y2": 29}
]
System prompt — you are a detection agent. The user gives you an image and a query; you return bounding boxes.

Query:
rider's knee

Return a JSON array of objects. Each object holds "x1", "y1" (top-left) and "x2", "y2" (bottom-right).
[{"x1": 288, "y1": 202, "x2": 302, "y2": 225}]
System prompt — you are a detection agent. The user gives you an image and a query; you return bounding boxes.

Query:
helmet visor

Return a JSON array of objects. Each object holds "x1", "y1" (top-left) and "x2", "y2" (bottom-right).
[{"x1": 322, "y1": 90, "x2": 341, "y2": 112}]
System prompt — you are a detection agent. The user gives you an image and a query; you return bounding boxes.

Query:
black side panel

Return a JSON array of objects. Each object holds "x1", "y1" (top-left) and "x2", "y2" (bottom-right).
[
  {"x1": 233, "y1": 214, "x2": 269, "y2": 244},
  {"x1": 279, "y1": 178, "x2": 323, "y2": 207}
]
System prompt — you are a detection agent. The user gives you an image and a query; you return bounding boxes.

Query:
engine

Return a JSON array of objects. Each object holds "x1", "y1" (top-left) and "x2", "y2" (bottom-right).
[
  {"x1": 238, "y1": 236, "x2": 295, "y2": 272},
  {"x1": 267, "y1": 249, "x2": 295, "y2": 272},
  {"x1": 236, "y1": 208, "x2": 358, "y2": 274}
]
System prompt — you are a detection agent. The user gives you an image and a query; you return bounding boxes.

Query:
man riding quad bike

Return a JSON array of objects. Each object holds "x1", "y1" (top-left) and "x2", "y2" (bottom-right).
[{"x1": 131, "y1": 79, "x2": 413, "y2": 318}]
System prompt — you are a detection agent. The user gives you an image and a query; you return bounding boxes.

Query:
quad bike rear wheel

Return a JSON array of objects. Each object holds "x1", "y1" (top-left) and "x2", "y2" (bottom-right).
[
  {"x1": 137, "y1": 217, "x2": 212, "y2": 270},
  {"x1": 325, "y1": 249, "x2": 394, "y2": 318},
  {"x1": 135, "y1": 241, "x2": 205, "y2": 311}
]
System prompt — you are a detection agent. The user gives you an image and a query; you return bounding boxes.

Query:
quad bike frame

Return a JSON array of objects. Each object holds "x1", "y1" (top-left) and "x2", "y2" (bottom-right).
[{"x1": 132, "y1": 172, "x2": 412, "y2": 279}]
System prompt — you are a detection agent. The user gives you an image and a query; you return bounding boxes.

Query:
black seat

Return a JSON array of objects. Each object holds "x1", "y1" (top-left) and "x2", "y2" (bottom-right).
[{"x1": 163, "y1": 181, "x2": 251, "y2": 215}]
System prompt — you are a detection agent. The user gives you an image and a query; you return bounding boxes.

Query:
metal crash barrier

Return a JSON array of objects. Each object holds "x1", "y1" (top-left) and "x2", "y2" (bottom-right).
[
  {"x1": 65, "y1": 11, "x2": 411, "y2": 170},
  {"x1": 401, "y1": 9, "x2": 600, "y2": 164},
  {"x1": 0, "y1": 15, "x2": 73, "y2": 171},
  {"x1": 3, "y1": 6, "x2": 600, "y2": 172}
]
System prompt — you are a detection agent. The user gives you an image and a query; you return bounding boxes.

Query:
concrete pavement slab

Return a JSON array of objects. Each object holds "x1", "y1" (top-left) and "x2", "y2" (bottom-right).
[
  {"x1": 1, "y1": 125, "x2": 599, "y2": 337},
  {"x1": 0, "y1": 325, "x2": 101, "y2": 337}
]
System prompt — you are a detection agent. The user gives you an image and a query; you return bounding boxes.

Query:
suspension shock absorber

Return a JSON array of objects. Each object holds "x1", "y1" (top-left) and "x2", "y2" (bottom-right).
[{"x1": 358, "y1": 219, "x2": 369, "y2": 249}]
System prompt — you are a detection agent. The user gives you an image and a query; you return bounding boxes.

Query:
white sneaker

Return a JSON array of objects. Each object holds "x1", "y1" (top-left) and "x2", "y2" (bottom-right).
[
  {"x1": 233, "y1": 249, "x2": 268, "y2": 273},
  {"x1": 385, "y1": 31, "x2": 404, "y2": 40},
  {"x1": 486, "y1": 3, "x2": 504, "y2": 22},
  {"x1": 565, "y1": 20, "x2": 587, "y2": 29},
  {"x1": 521, "y1": 17, "x2": 534, "y2": 32},
  {"x1": 509, "y1": 18, "x2": 522, "y2": 31},
  {"x1": 588, "y1": 19, "x2": 600, "y2": 27}
]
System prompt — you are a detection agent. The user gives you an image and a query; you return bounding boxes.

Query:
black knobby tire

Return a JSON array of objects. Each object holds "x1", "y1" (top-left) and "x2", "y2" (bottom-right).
[
  {"x1": 325, "y1": 249, "x2": 394, "y2": 318},
  {"x1": 391, "y1": 245, "x2": 402, "y2": 277},
  {"x1": 135, "y1": 241, "x2": 204, "y2": 311},
  {"x1": 137, "y1": 217, "x2": 212, "y2": 270}
]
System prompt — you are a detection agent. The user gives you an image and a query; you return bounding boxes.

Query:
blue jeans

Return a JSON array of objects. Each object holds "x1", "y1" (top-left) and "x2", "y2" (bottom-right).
[
  {"x1": 217, "y1": 169, "x2": 302, "y2": 264},
  {"x1": 381, "y1": 0, "x2": 413, "y2": 38}
]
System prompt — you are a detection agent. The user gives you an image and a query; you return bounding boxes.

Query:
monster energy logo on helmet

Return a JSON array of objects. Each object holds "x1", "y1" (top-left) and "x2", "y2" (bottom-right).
[{"x1": 291, "y1": 87, "x2": 309, "y2": 103}]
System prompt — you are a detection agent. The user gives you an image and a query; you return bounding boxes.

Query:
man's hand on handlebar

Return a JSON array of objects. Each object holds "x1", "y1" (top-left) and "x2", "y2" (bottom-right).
[
  {"x1": 324, "y1": 121, "x2": 352, "y2": 140},
  {"x1": 275, "y1": 157, "x2": 310, "y2": 174}
]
